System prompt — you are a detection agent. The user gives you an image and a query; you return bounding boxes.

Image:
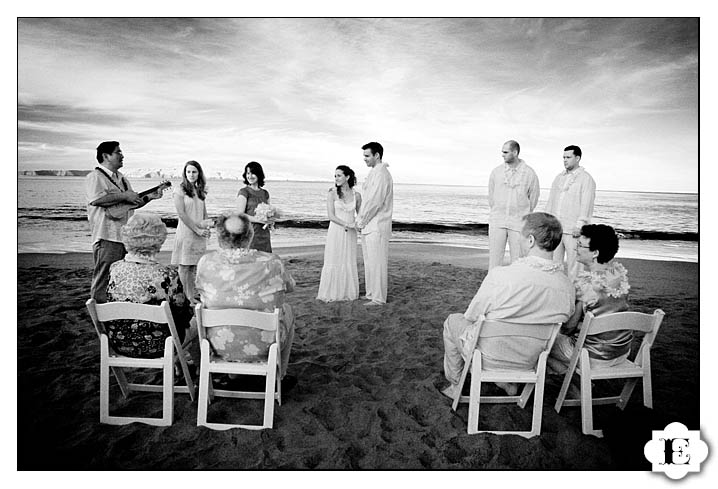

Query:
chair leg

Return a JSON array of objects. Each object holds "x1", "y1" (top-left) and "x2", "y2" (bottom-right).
[
  {"x1": 161, "y1": 337, "x2": 174, "y2": 426},
  {"x1": 518, "y1": 383, "x2": 535, "y2": 409},
  {"x1": 100, "y1": 335, "x2": 111, "y2": 423},
  {"x1": 530, "y1": 357, "x2": 548, "y2": 437},
  {"x1": 554, "y1": 349, "x2": 581, "y2": 413},
  {"x1": 111, "y1": 366, "x2": 131, "y2": 398},
  {"x1": 579, "y1": 352, "x2": 601, "y2": 437},
  {"x1": 263, "y1": 345, "x2": 278, "y2": 428},
  {"x1": 197, "y1": 340, "x2": 210, "y2": 427},
  {"x1": 617, "y1": 378, "x2": 638, "y2": 410},
  {"x1": 642, "y1": 372, "x2": 653, "y2": 409},
  {"x1": 580, "y1": 371, "x2": 593, "y2": 435},
  {"x1": 467, "y1": 352, "x2": 482, "y2": 435},
  {"x1": 642, "y1": 353, "x2": 653, "y2": 409},
  {"x1": 276, "y1": 366, "x2": 282, "y2": 407}
]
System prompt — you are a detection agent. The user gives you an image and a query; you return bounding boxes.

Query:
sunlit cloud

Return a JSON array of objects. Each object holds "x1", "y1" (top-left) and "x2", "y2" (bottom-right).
[{"x1": 17, "y1": 17, "x2": 698, "y2": 192}]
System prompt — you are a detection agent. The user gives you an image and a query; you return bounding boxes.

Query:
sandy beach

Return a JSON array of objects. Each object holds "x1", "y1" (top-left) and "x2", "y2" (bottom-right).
[{"x1": 16, "y1": 243, "x2": 698, "y2": 470}]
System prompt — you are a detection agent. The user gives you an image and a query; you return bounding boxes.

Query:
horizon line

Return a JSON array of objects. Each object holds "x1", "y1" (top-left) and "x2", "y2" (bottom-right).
[{"x1": 17, "y1": 171, "x2": 698, "y2": 195}]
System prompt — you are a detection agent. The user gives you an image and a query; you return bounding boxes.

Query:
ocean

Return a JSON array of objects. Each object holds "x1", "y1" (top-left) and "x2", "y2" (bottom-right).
[{"x1": 17, "y1": 176, "x2": 698, "y2": 263}]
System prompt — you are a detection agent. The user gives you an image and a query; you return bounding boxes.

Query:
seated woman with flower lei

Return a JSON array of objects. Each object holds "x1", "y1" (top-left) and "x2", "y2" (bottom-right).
[{"x1": 549, "y1": 223, "x2": 632, "y2": 372}]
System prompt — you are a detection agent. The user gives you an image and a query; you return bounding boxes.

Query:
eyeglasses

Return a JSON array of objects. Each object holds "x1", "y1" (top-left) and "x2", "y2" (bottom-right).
[{"x1": 577, "y1": 242, "x2": 591, "y2": 249}]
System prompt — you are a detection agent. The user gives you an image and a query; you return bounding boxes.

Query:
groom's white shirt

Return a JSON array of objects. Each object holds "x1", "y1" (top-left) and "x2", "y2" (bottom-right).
[{"x1": 357, "y1": 161, "x2": 393, "y2": 235}]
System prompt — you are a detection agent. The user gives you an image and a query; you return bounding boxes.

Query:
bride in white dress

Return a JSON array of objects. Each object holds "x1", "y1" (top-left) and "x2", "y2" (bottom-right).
[{"x1": 317, "y1": 165, "x2": 362, "y2": 302}]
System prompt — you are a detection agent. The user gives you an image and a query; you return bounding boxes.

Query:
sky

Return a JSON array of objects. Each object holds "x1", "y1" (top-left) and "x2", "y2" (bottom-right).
[{"x1": 17, "y1": 17, "x2": 698, "y2": 192}]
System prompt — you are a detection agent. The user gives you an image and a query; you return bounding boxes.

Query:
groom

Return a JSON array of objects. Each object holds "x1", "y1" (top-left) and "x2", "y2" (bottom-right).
[{"x1": 356, "y1": 141, "x2": 394, "y2": 306}]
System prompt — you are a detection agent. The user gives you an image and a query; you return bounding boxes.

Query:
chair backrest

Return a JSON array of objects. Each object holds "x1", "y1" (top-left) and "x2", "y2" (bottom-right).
[
  {"x1": 86, "y1": 298, "x2": 180, "y2": 342},
  {"x1": 479, "y1": 320, "x2": 561, "y2": 342},
  {"x1": 579, "y1": 309, "x2": 665, "y2": 352},
  {"x1": 478, "y1": 318, "x2": 562, "y2": 359},
  {"x1": 194, "y1": 304, "x2": 280, "y2": 343}
]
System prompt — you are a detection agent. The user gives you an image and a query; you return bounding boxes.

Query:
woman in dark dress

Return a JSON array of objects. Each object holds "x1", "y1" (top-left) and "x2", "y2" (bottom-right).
[{"x1": 236, "y1": 161, "x2": 273, "y2": 253}]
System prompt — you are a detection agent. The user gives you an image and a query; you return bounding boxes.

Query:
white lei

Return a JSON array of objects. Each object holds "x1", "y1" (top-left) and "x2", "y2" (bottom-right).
[
  {"x1": 218, "y1": 247, "x2": 254, "y2": 264},
  {"x1": 560, "y1": 166, "x2": 585, "y2": 193},
  {"x1": 515, "y1": 255, "x2": 565, "y2": 273},
  {"x1": 503, "y1": 160, "x2": 526, "y2": 188}
]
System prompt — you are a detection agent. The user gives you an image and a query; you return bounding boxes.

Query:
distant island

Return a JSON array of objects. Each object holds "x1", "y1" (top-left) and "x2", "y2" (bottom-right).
[
  {"x1": 18, "y1": 169, "x2": 241, "y2": 179},
  {"x1": 19, "y1": 169, "x2": 93, "y2": 177}
]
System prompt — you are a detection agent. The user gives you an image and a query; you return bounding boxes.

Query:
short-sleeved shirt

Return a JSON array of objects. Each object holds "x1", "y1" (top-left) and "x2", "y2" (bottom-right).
[{"x1": 85, "y1": 166, "x2": 134, "y2": 245}]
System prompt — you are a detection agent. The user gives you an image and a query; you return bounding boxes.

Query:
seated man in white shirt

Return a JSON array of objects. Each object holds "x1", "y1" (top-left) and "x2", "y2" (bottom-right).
[{"x1": 441, "y1": 212, "x2": 575, "y2": 398}]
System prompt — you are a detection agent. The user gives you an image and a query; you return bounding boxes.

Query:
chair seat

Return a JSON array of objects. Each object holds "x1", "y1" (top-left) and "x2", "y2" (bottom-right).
[
  {"x1": 479, "y1": 369, "x2": 539, "y2": 383},
  {"x1": 577, "y1": 359, "x2": 644, "y2": 380},
  {"x1": 207, "y1": 360, "x2": 272, "y2": 375},
  {"x1": 107, "y1": 354, "x2": 168, "y2": 369}
]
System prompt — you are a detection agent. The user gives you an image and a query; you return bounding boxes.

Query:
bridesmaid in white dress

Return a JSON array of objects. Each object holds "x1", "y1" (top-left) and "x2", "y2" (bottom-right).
[
  {"x1": 171, "y1": 160, "x2": 211, "y2": 305},
  {"x1": 317, "y1": 165, "x2": 362, "y2": 302}
]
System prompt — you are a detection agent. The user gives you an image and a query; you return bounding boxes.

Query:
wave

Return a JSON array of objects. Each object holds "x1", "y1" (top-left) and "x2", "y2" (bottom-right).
[
  {"x1": 18, "y1": 209, "x2": 698, "y2": 242},
  {"x1": 154, "y1": 218, "x2": 701, "y2": 241}
]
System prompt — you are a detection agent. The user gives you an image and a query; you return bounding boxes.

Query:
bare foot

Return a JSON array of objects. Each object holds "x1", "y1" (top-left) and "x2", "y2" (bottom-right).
[
  {"x1": 495, "y1": 382, "x2": 519, "y2": 396},
  {"x1": 440, "y1": 384, "x2": 459, "y2": 400}
]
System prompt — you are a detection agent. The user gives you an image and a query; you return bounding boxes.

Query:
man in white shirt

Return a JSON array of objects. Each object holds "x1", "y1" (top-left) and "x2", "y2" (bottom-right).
[
  {"x1": 356, "y1": 141, "x2": 394, "y2": 306},
  {"x1": 85, "y1": 141, "x2": 161, "y2": 302},
  {"x1": 545, "y1": 145, "x2": 596, "y2": 279},
  {"x1": 487, "y1": 140, "x2": 540, "y2": 269},
  {"x1": 441, "y1": 212, "x2": 575, "y2": 399}
]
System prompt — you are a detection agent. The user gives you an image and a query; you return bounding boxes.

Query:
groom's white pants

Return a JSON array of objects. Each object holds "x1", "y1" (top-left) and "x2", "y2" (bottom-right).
[{"x1": 361, "y1": 231, "x2": 389, "y2": 304}]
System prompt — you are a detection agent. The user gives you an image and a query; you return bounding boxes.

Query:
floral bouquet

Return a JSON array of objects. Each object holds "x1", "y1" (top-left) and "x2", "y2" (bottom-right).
[{"x1": 254, "y1": 203, "x2": 281, "y2": 230}]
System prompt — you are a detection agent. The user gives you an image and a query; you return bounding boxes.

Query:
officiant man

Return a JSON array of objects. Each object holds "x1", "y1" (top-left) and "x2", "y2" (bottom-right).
[
  {"x1": 85, "y1": 141, "x2": 161, "y2": 302},
  {"x1": 356, "y1": 141, "x2": 394, "y2": 306},
  {"x1": 545, "y1": 145, "x2": 596, "y2": 279}
]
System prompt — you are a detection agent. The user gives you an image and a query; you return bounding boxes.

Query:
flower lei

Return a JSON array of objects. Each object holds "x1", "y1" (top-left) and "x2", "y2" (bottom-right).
[
  {"x1": 503, "y1": 161, "x2": 526, "y2": 188},
  {"x1": 515, "y1": 255, "x2": 565, "y2": 273},
  {"x1": 218, "y1": 247, "x2": 254, "y2": 264},
  {"x1": 576, "y1": 261, "x2": 630, "y2": 299},
  {"x1": 560, "y1": 166, "x2": 584, "y2": 193}
]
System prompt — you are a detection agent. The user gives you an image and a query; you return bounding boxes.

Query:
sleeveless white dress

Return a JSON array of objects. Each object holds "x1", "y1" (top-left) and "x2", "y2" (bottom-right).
[{"x1": 317, "y1": 194, "x2": 359, "y2": 302}]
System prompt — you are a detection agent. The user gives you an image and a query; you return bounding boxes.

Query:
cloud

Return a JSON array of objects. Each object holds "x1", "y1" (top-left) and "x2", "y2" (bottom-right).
[{"x1": 17, "y1": 18, "x2": 698, "y2": 192}]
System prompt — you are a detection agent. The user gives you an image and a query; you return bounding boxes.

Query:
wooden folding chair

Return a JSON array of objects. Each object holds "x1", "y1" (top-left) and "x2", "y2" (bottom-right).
[
  {"x1": 554, "y1": 309, "x2": 665, "y2": 437},
  {"x1": 86, "y1": 299, "x2": 196, "y2": 426},
  {"x1": 195, "y1": 304, "x2": 282, "y2": 430},
  {"x1": 452, "y1": 316, "x2": 562, "y2": 437}
]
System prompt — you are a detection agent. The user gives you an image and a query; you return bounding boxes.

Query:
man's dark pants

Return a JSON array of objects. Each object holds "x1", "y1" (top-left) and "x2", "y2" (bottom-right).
[{"x1": 90, "y1": 239, "x2": 126, "y2": 303}]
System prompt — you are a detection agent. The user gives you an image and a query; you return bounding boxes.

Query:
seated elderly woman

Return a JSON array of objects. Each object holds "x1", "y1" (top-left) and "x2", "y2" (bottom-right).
[
  {"x1": 105, "y1": 213, "x2": 192, "y2": 358},
  {"x1": 195, "y1": 211, "x2": 295, "y2": 378},
  {"x1": 549, "y1": 223, "x2": 631, "y2": 372}
]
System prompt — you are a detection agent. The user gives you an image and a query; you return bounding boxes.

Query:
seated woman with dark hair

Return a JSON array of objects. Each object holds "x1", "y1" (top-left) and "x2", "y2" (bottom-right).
[
  {"x1": 195, "y1": 212, "x2": 295, "y2": 377},
  {"x1": 106, "y1": 213, "x2": 191, "y2": 358},
  {"x1": 549, "y1": 223, "x2": 632, "y2": 372}
]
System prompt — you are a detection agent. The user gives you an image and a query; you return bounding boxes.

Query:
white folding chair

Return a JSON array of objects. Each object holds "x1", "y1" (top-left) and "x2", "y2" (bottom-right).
[
  {"x1": 452, "y1": 316, "x2": 561, "y2": 438},
  {"x1": 554, "y1": 309, "x2": 665, "y2": 437},
  {"x1": 195, "y1": 304, "x2": 282, "y2": 430},
  {"x1": 85, "y1": 298, "x2": 196, "y2": 426}
]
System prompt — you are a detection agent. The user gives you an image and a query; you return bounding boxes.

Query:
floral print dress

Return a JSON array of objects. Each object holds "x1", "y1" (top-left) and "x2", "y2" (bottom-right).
[
  {"x1": 195, "y1": 248, "x2": 295, "y2": 376},
  {"x1": 552, "y1": 260, "x2": 632, "y2": 367},
  {"x1": 574, "y1": 261, "x2": 632, "y2": 360},
  {"x1": 106, "y1": 256, "x2": 190, "y2": 358}
]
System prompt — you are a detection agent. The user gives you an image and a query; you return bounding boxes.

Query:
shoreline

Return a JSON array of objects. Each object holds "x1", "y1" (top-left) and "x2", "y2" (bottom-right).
[{"x1": 17, "y1": 241, "x2": 696, "y2": 270}]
